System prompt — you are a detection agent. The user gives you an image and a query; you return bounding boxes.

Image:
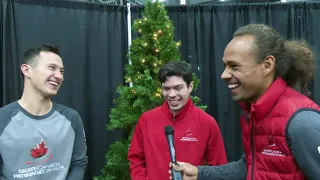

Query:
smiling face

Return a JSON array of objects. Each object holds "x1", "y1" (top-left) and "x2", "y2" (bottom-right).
[
  {"x1": 22, "y1": 51, "x2": 64, "y2": 98},
  {"x1": 161, "y1": 76, "x2": 193, "y2": 114},
  {"x1": 221, "y1": 35, "x2": 275, "y2": 104}
]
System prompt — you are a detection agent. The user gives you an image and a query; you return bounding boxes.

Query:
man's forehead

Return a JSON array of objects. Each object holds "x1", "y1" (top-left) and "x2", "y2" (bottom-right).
[
  {"x1": 222, "y1": 50, "x2": 244, "y2": 64},
  {"x1": 223, "y1": 58, "x2": 241, "y2": 65},
  {"x1": 39, "y1": 51, "x2": 59, "y2": 57},
  {"x1": 38, "y1": 51, "x2": 63, "y2": 66},
  {"x1": 226, "y1": 36, "x2": 254, "y2": 52},
  {"x1": 223, "y1": 37, "x2": 255, "y2": 64}
]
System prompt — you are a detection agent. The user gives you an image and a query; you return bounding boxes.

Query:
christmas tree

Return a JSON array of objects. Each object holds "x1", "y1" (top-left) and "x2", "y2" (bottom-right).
[{"x1": 94, "y1": 1, "x2": 206, "y2": 179}]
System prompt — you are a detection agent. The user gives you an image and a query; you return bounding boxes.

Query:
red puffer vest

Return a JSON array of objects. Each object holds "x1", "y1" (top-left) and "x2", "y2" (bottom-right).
[{"x1": 240, "y1": 78, "x2": 320, "y2": 180}]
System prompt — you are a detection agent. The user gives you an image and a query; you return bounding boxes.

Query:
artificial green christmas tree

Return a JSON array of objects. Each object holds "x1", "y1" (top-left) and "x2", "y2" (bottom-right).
[{"x1": 94, "y1": 1, "x2": 206, "y2": 179}]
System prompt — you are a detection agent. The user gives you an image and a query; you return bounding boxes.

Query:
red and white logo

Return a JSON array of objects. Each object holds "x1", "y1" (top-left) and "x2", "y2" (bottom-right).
[
  {"x1": 261, "y1": 135, "x2": 285, "y2": 157},
  {"x1": 186, "y1": 129, "x2": 192, "y2": 136},
  {"x1": 180, "y1": 129, "x2": 198, "y2": 142},
  {"x1": 13, "y1": 138, "x2": 65, "y2": 178},
  {"x1": 26, "y1": 139, "x2": 53, "y2": 165}
]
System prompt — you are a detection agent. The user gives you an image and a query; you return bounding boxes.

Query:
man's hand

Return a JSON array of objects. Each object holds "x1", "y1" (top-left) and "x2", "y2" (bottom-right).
[{"x1": 169, "y1": 162, "x2": 198, "y2": 180}]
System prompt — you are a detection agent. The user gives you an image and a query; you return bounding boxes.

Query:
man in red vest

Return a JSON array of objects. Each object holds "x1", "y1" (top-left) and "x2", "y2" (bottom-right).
[{"x1": 169, "y1": 24, "x2": 320, "y2": 180}]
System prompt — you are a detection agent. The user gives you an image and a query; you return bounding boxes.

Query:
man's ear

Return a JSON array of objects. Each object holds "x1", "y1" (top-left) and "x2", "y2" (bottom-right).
[
  {"x1": 262, "y1": 55, "x2": 275, "y2": 75},
  {"x1": 21, "y1": 64, "x2": 32, "y2": 78},
  {"x1": 188, "y1": 81, "x2": 194, "y2": 92}
]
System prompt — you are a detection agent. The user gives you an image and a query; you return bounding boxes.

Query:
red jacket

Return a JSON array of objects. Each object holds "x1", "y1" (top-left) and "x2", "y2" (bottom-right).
[
  {"x1": 128, "y1": 98, "x2": 228, "y2": 180},
  {"x1": 240, "y1": 78, "x2": 320, "y2": 180}
]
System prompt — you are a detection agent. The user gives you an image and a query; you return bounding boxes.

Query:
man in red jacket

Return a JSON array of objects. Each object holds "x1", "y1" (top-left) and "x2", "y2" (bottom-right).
[
  {"x1": 128, "y1": 61, "x2": 228, "y2": 180},
  {"x1": 169, "y1": 24, "x2": 320, "y2": 180}
]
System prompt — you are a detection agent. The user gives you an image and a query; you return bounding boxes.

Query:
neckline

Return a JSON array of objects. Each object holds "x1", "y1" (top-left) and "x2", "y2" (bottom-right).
[{"x1": 16, "y1": 101, "x2": 55, "y2": 120}]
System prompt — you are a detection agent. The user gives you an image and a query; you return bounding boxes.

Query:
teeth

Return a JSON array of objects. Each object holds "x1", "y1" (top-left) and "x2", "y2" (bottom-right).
[
  {"x1": 228, "y1": 84, "x2": 240, "y2": 89},
  {"x1": 169, "y1": 100, "x2": 179, "y2": 104},
  {"x1": 49, "y1": 81, "x2": 58, "y2": 86}
]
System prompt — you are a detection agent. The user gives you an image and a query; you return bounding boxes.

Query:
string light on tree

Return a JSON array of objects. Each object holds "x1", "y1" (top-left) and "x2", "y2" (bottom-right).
[
  {"x1": 125, "y1": 77, "x2": 131, "y2": 83},
  {"x1": 157, "y1": 87, "x2": 162, "y2": 93},
  {"x1": 139, "y1": 20, "x2": 142, "y2": 24},
  {"x1": 143, "y1": 43, "x2": 147, "y2": 46},
  {"x1": 141, "y1": 59, "x2": 145, "y2": 63},
  {"x1": 153, "y1": 33, "x2": 158, "y2": 40},
  {"x1": 138, "y1": 29, "x2": 142, "y2": 33}
]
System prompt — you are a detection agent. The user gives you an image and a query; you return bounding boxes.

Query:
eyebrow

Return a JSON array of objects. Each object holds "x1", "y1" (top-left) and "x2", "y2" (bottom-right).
[
  {"x1": 48, "y1": 63, "x2": 64, "y2": 70},
  {"x1": 162, "y1": 84, "x2": 184, "y2": 88},
  {"x1": 223, "y1": 60, "x2": 241, "y2": 66}
]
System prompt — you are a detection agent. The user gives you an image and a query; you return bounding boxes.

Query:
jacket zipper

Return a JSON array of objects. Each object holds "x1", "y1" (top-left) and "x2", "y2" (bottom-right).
[{"x1": 251, "y1": 115, "x2": 254, "y2": 180}]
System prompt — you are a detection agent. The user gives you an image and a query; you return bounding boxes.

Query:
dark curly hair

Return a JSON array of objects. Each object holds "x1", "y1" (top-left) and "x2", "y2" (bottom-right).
[
  {"x1": 233, "y1": 24, "x2": 316, "y2": 95},
  {"x1": 158, "y1": 61, "x2": 193, "y2": 86}
]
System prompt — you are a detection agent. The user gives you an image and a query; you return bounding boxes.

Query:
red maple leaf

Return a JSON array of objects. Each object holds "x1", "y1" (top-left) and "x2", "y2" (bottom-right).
[{"x1": 30, "y1": 139, "x2": 48, "y2": 158}]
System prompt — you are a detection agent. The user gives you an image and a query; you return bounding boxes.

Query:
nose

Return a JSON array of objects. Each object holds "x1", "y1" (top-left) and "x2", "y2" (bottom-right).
[
  {"x1": 221, "y1": 68, "x2": 232, "y2": 81},
  {"x1": 168, "y1": 89, "x2": 177, "y2": 97},
  {"x1": 54, "y1": 70, "x2": 63, "y2": 80}
]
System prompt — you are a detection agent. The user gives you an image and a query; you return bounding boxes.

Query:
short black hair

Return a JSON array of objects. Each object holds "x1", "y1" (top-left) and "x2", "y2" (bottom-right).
[
  {"x1": 234, "y1": 24, "x2": 315, "y2": 95},
  {"x1": 23, "y1": 44, "x2": 60, "y2": 66},
  {"x1": 158, "y1": 61, "x2": 193, "y2": 86}
]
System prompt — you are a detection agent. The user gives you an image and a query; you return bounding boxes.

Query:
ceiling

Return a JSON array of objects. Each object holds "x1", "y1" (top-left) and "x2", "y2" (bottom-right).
[{"x1": 87, "y1": 0, "x2": 320, "y2": 5}]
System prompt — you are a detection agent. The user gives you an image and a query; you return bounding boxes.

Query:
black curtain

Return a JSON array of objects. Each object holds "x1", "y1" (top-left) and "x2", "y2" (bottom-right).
[
  {"x1": 1, "y1": 0, "x2": 128, "y2": 179},
  {"x1": 131, "y1": 2, "x2": 320, "y2": 162},
  {"x1": 2, "y1": 0, "x2": 320, "y2": 179}
]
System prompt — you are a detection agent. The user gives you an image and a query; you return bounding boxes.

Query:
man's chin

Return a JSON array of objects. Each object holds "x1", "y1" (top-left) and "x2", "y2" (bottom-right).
[
  {"x1": 169, "y1": 106, "x2": 182, "y2": 113},
  {"x1": 232, "y1": 95, "x2": 242, "y2": 102},
  {"x1": 232, "y1": 96, "x2": 253, "y2": 107},
  {"x1": 44, "y1": 90, "x2": 58, "y2": 97}
]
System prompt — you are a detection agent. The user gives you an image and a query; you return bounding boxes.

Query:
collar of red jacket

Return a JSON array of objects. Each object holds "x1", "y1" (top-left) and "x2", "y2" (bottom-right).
[
  {"x1": 239, "y1": 77, "x2": 287, "y2": 120},
  {"x1": 162, "y1": 97, "x2": 193, "y2": 121}
]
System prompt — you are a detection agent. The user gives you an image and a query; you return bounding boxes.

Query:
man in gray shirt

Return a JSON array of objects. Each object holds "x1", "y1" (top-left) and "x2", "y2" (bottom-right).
[
  {"x1": 0, "y1": 44, "x2": 88, "y2": 179},
  {"x1": 169, "y1": 24, "x2": 320, "y2": 179}
]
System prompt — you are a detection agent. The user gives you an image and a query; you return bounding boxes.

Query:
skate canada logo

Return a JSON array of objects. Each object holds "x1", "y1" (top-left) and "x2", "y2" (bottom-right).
[
  {"x1": 261, "y1": 135, "x2": 286, "y2": 157},
  {"x1": 13, "y1": 139, "x2": 65, "y2": 178},
  {"x1": 180, "y1": 128, "x2": 198, "y2": 142}
]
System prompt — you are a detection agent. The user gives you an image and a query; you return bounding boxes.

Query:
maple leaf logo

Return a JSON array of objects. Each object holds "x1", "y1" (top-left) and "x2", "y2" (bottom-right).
[
  {"x1": 186, "y1": 129, "x2": 192, "y2": 136},
  {"x1": 30, "y1": 139, "x2": 48, "y2": 158}
]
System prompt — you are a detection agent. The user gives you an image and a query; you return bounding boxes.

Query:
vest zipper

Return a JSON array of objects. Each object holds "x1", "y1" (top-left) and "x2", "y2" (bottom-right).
[{"x1": 251, "y1": 116, "x2": 255, "y2": 180}]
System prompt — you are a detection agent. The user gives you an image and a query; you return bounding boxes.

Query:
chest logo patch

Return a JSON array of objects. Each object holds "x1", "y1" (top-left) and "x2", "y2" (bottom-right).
[
  {"x1": 261, "y1": 135, "x2": 285, "y2": 157},
  {"x1": 13, "y1": 138, "x2": 65, "y2": 178},
  {"x1": 27, "y1": 139, "x2": 52, "y2": 165},
  {"x1": 180, "y1": 128, "x2": 198, "y2": 142}
]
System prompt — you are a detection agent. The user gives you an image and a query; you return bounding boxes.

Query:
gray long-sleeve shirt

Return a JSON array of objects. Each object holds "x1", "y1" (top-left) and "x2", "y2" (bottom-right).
[
  {"x1": 198, "y1": 110, "x2": 320, "y2": 180},
  {"x1": 0, "y1": 101, "x2": 88, "y2": 180}
]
